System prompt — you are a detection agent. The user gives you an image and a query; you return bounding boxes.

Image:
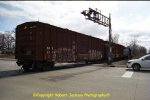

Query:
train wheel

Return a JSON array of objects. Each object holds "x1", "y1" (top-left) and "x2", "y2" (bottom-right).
[
  {"x1": 32, "y1": 63, "x2": 40, "y2": 72},
  {"x1": 49, "y1": 62, "x2": 54, "y2": 70},
  {"x1": 85, "y1": 61, "x2": 89, "y2": 64},
  {"x1": 41, "y1": 66, "x2": 47, "y2": 71},
  {"x1": 42, "y1": 62, "x2": 54, "y2": 71},
  {"x1": 22, "y1": 65, "x2": 30, "y2": 72}
]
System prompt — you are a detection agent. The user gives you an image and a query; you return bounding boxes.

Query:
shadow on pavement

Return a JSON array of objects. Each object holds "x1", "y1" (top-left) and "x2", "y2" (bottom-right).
[
  {"x1": 126, "y1": 68, "x2": 150, "y2": 73},
  {"x1": 0, "y1": 63, "x2": 92, "y2": 79},
  {"x1": 137, "y1": 69, "x2": 150, "y2": 73},
  {"x1": 0, "y1": 69, "x2": 23, "y2": 78},
  {"x1": 126, "y1": 68, "x2": 133, "y2": 71}
]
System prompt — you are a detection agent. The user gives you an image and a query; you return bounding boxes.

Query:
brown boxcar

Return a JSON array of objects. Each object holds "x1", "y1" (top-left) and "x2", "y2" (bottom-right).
[
  {"x1": 15, "y1": 21, "x2": 105, "y2": 71},
  {"x1": 104, "y1": 41, "x2": 126, "y2": 61}
]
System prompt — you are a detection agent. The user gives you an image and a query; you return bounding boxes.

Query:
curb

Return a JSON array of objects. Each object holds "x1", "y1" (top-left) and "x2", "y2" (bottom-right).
[
  {"x1": 98, "y1": 64, "x2": 126, "y2": 67},
  {"x1": 111, "y1": 65, "x2": 126, "y2": 67}
]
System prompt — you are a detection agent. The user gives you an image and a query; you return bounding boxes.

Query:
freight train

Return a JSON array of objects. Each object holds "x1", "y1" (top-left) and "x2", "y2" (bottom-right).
[{"x1": 15, "y1": 21, "x2": 131, "y2": 71}]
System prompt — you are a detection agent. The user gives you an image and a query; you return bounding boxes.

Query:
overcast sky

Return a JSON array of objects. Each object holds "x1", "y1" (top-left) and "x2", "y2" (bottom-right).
[{"x1": 0, "y1": 1, "x2": 150, "y2": 50}]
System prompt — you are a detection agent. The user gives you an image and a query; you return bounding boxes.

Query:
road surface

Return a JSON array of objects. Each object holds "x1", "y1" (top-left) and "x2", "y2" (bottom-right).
[{"x1": 0, "y1": 60, "x2": 150, "y2": 100}]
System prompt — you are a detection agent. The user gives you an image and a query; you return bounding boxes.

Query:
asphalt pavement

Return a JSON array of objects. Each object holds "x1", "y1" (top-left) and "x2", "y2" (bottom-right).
[{"x1": 0, "y1": 60, "x2": 150, "y2": 100}]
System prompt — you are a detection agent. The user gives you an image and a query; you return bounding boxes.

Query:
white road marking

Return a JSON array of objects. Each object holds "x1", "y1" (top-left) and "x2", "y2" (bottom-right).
[{"x1": 122, "y1": 71, "x2": 134, "y2": 78}]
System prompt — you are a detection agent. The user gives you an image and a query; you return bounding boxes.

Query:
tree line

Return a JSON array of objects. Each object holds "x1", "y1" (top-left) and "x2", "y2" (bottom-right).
[
  {"x1": 0, "y1": 30, "x2": 15, "y2": 54},
  {"x1": 112, "y1": 33, "x2": 147, "y2": 59}
]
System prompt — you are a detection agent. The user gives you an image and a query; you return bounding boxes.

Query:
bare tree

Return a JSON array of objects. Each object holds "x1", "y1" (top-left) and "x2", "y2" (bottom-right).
[
  {"x1": 129, "y1": 34, "x2": 147, "y2": 58},
  {"x1": 106, "y1": 33, "x2": 120, "y2": 44},
  {"x1": 111, "y1": 33, "x2": 119, "y2": 44},
  {"x1": 138, "y1": 46, "x2": 147, "y2": 56},
  {"x1": 0, "y1": 34, "x2": 5, "y2": 50},
  {"x1": 0, "y1": 29, "x2": 15, "y2": 54}
]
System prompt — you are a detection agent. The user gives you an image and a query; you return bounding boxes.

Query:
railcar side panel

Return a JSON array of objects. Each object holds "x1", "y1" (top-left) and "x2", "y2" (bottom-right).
[{"x1": 15, "y1": 21, "x2": 128, "y2": 71}]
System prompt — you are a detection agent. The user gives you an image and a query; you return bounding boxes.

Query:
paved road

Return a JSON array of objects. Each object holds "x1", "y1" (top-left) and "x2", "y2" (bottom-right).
[{"x1": 0, "y1": 60, "x2": 150, "y2": 100}]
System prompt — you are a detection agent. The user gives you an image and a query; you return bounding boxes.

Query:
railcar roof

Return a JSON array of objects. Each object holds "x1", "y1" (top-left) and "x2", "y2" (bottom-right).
[{"x1": 17, "y1": 21, "x2": 103, "y2": 42}]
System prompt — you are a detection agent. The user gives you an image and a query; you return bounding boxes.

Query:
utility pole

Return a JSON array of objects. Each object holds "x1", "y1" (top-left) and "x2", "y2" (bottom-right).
[
  {"x1": 81, "y1": 8, "x2": 112, "y2": 64},
  {"x1": 108, "y1": 14, "x2": 112, "y2": 64}
]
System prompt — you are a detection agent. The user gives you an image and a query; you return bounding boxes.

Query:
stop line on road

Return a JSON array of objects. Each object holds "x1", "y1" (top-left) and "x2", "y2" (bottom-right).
[{"x1": 122, "y1": 71, "x2": 134, "y2": 78}]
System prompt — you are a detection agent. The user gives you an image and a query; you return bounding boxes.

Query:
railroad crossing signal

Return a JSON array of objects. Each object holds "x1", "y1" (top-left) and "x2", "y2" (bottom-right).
[{"x1": 81, "y1": 8, "x2": 112, "y2": 64}]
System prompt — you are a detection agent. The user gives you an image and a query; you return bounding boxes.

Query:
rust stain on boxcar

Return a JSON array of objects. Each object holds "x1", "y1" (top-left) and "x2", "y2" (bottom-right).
[{"x1": 16, "y1": 21, "x2": 126, "y2": 67}]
